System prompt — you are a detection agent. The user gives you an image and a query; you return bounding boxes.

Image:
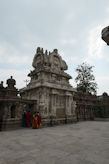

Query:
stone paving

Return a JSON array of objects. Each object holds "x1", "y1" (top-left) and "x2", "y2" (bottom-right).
[{"x1": 0, "y1": 121, "x2": 109, "y2": 164}]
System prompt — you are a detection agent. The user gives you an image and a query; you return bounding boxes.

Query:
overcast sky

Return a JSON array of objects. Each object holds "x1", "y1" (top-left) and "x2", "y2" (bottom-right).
[{"x1": 0, "y1": 0, "x2": 109, "y2": 95}]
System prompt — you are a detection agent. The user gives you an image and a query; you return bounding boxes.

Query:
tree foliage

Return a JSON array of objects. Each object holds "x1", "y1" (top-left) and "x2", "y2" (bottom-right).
[{"x1": 75, "y1": 62, "x2": 97, "y2": 94}]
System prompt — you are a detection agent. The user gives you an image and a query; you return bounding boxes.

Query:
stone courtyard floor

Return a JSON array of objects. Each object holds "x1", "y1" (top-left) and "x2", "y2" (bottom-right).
[{"x1": 0, "y1": 121, "x2": 109, "y2": 164}]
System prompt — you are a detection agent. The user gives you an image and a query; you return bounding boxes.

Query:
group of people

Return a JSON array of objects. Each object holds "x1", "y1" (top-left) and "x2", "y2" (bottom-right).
[{"x1": 22, "y1": 111, "x2": 42, "y2": 129}]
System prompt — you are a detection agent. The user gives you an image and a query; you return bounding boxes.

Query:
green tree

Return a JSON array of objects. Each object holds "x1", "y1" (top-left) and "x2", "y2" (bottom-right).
[{"x1": 75, "y1": 62, "x2": 97, "y2": 94}]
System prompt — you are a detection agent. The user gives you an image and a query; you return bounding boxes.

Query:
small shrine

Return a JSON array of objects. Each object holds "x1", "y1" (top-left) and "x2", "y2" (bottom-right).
[{"x1": 20, "y1": 47, "x2": 77, "y2": 124}]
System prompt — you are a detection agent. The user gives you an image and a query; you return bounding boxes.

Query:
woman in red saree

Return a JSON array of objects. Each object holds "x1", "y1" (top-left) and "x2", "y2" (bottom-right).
[
  {"x1": 37, "y1": 113, "x2": 42, "y2": 128},
  {"x1": 26, "y1": 111, "x2": 31, "y2": 127}
]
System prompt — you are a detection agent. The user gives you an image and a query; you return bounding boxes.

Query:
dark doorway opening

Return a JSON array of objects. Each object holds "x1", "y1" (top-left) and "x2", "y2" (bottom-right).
[{"x1": 11, "y1": 105, "x2": 16, "y2": 118}]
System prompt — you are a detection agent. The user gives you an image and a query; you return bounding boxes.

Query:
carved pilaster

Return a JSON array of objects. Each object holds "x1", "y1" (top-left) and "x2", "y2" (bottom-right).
[{"x1": 50, "y1": 94, "x2": 56, "y2": 117}]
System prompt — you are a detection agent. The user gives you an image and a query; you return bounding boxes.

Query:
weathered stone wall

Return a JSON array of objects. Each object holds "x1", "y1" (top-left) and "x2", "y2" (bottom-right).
[
  {"x1": 0, "y1": 99, "x2": 37, "y2": 130},
  {"x1": 94, "y1": 93, "x2": 109, "y2": 118},
  {"x1": 0, "y1": 76, "x2": 37, "y2": 130},
  {"x1": 74, "y1": 92, "x2": 99, "y2": 121}
]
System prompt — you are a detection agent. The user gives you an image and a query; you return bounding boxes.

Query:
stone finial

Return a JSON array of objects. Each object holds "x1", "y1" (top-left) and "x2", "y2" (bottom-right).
[
  {"x1": 0, "y1": 81, "x2": 4, "y2": 88},
  {"x1": 54, "y1": 49, "x2": 58, "y2": 54},
  {"x1": 102, "y1": 92, "x2": 108, "y2": 97},
  {"x1": 7, "y1": 76, "x2": 16, "y2": 88},
  {"x1": 45, "y1": 50, "x2": 48, "y2": 55},
  {"x1": 41, "y1": 48, "x2": 43, "y2": 53},
  {"x1": 1, "y1": 81, "x2": 3, "y2": 85},
  {"x1": 37, "y1": 47, "x2": 40, "y2": 53}
]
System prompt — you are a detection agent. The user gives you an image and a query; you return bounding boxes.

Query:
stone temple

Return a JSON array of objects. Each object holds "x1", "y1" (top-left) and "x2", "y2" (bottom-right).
[
  {"x1": 0, "y1": 47, "x2": 109, "y2": 130},
  {"x1": 20, "y1": 47, "x2": 77, "y2": 125}
]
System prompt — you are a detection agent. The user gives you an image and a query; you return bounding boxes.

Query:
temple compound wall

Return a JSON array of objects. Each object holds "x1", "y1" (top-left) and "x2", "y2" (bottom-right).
[
  {"x1": 74, "y1": 92, "x2": 99, "y2": 121},
  {"x1": 20, "y1": 48, "x2": 77, "y2": 125},
  {"x1": 74, "y1": 91, "x2": 109, "y2": 121},
  {"x1": 0, "y1": 77, "x2": 37, "y2": 130},
  {"x1": 95, "y1": 92, "x2": 109, "y2": 118}
]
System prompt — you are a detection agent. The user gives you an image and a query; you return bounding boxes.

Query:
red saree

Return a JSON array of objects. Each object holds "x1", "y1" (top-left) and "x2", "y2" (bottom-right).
[
  {"x1": 26, "y1": 112, "x2": 31, "y2": 127},
  {"x1": 37, "y1": 114, "x2": 42, "y2": 128}
]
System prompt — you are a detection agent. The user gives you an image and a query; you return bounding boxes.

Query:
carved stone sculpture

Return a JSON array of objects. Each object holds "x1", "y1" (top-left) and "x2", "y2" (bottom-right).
[{"x1": 102, "y1": 26, "x2": 109, "y2": 45}]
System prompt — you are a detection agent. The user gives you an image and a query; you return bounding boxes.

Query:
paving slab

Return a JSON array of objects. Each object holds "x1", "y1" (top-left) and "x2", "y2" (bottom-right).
[{"x1": 0, "y1": 121, "x2": 109, "y2": 164}]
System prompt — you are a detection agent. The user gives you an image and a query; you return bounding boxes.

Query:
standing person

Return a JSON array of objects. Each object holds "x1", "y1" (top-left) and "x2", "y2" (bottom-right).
[
  {"x1": 32, "y1": 113, "x2": 38, "y2": 129},
  {"x1": 37, "y1": 112, "x2": 42, "y2": 128},
  {"x1": 26, "y1": 111, "x2": 31, "y2": 127},
  {"x1": 22, "y1": 111, "x2": 27, "y2": 127}
]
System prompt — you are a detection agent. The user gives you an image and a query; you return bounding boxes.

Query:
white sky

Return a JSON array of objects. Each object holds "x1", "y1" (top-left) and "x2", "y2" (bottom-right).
[{"x1": 0, "y1": 0, "x2": 109, "y2": 95}]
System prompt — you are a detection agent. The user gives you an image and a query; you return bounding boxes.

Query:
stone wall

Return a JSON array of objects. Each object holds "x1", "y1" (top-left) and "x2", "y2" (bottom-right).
[
  {"x1": 0, "y1": 76, "x2": 37, "y2": 130},
  {"x1": 94, "y1": 93, "x2": 109, "y2": 118},
  {"x1": 74, "y1": 92, "x2": 99, "y2": 121}
]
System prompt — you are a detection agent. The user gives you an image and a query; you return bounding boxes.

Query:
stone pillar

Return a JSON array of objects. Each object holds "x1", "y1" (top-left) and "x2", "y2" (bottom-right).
[
  {"x1": 50, "y1": 89, "x2": 58, "y2": 118},
  {"x1": 65, "y1": 92, "x2": 72, "y2": 116},
  {"x1": 6, "y1": 104, "x2": 11, "y2": 119},
  {"x1": 39, "y1": 88, "x2": 50, "y2": 118},
  {"x1": 50, "y1": 94, "x2": 56, "y2": 117},
  {"x1": 38, "y1": 88, "x2": 45, "y2": 117}
]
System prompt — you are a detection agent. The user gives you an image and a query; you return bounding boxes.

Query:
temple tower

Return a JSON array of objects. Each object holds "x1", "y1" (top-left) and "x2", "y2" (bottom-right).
[{"x1": 20, "y1": 47, "x2": 76, "y2": 124}]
